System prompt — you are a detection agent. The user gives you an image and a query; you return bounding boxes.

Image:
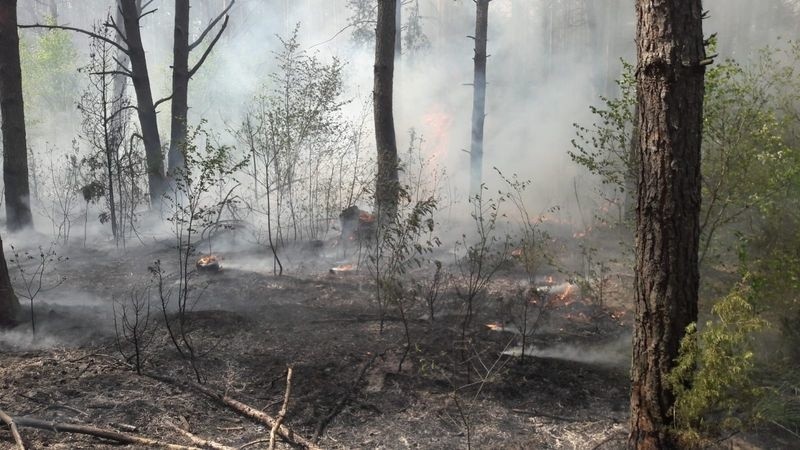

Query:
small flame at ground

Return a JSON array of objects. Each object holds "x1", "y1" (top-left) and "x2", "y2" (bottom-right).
[
  {"x1": 330, "y1": 263, "x2": 356, "y2": 274},
  {"x1": 196, "y1": 254, "x2": 221, "y2": 272}
]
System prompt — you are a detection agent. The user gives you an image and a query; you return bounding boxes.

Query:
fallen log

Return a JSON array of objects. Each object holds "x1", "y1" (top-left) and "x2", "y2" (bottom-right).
[
  {"x1": 147, "y1": 373, "x2": 321, "y2": 450},
  {"x1": 0, "y1": 411, "x2": 199, "y2": 449}
]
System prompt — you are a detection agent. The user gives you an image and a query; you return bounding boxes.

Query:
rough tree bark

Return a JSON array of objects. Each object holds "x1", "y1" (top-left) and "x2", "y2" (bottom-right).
[
  {"x1": 0, "y1": 0, "x2": 34, "y2": 230},
  {"x1": 167, "y1": 0, "x2": 233, "y2": 175},
  {"x1": 469, "y1": 0, "x2": 490, "y2": 197},
  {"x1": 629, "y1": 0, "x2": 706, "y2": 448},
  {"x1": 119, "y1": 0, "x2": 167, "y2": 204},
  {"x1": 373, "y1": 0, "x2": 399, "y2": 217},
  {"x1": 0, "y1": 235, "x2": 20, "y2": 326},
  {"x1": 168, "y1": 0, "x2": 191, "y2": 174}
]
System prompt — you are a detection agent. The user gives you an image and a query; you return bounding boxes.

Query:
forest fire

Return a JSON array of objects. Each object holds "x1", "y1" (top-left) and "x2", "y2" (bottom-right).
[
  {"x1": 339, "y1": 206, "x2": 376, "y2": 244},
  {"x1": 329, "y1": 263, "x2": 356, "y2": 274},
  {"x1": 196, "y1": 255, "x2": 221, "y2": 272}
]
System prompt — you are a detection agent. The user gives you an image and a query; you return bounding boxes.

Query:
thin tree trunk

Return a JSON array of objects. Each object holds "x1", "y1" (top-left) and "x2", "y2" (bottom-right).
[
  {"x1": 108, "y1": 0, "x2": 138, "y2": 157},
  {"x1": 469, "y1": 0, "x2": 490, "y2": 197},
  {"x1": 0, "y1": 235, "x2": 20, "y2": 326},
  {"x1": 628, "y1": 0, "x2": 705, "y2": 448},
  {"x1": 120, "y1": 0, "x2": 166, "y2": 204},
  {"x1": 0, "y1": 0, "x2": 34, "y2": 230},
  {"x1": 168, "y1": 0, "x2": 190, "y2": 174},
  {"x1": 395, "y1": 0, "x2": 402, "y2": 57},
  {"x1": 374, "y1": 0, "x2": 399, "y2": 218}
]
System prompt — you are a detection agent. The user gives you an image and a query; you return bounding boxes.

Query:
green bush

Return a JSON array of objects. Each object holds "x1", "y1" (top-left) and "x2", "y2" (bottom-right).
[{"x1": 668, "y1": 276, "x2": 768, "y2": 437}]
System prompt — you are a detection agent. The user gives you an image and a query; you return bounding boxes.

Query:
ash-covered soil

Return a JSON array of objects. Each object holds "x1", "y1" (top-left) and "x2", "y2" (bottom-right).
[{"x1": 0, "y1": 239, "x2": 786, "y2": 449}]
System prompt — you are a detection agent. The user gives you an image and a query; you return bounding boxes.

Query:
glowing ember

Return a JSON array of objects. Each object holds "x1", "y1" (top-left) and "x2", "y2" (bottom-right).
[
  {"x1": 330, "y1": 263, "x2": 355, "y2": 274},
  {"x1": 485, "y1": 322, "x2": 504, "y2": 331},
  {"x1": 196, "y1": 255, "x2": 221, "y2": 272},
  {"x1": 359, "y1": 211, "x2": 376, "y2": 223}
]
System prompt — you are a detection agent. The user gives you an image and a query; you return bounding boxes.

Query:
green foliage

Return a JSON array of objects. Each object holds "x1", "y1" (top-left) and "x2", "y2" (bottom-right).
[
  {"x1": 569, "y1": 60, "x2": 636, "y2": 194},
  {"x1": 668, "y1": 277, "x2": 768, "y2": 435},
  {"x1": 571, "y1": 46, "x2": 800, "y2": 264},
  {"x1": 240, "y1": 25, "x2": 363, "y2": 243},
  {"x1": 20, "y1": 20, "x2": 80, "y2": 116}
]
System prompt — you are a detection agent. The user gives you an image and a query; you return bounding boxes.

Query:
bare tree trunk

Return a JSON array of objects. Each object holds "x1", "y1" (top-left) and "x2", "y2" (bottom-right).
[
  {"x1": 629, "y1": 0, "x2": 705, "y2": 448},
  {"x1": 394, "y1": 0, "x2": 402, "y2": 57},
  {"x1": 168, "y1": 0, "x2": 233, "y2": 175},
  {"x1": 0, "y1": 0, "x2": 34, "y2": 230},
  {"x1": 120, "y1": 0, "x2": 167, "y2": 204},
  {"x1": 108, "y1": 0, "x2": 138, "y2": 155},
  {"x1": 469, "y1": 0, "x2": 490, "y2": 197},
  {"x1": 168, "y1": 0, "x2": 190, "y2": 174},
  {"x1": 0, "y1": 235, "x2": 20, "y2": 326},
  {"x1": 374, "y1": 0, "x2": 399, "y2": 218}
]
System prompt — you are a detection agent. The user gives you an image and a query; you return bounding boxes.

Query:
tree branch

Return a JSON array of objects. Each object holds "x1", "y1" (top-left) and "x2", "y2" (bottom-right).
[
  {"x1": 154, "y1": 94, "x2": 174, "y2": 111},
  {"x1": 189, "y1": 0, "x2": 236, "y2": 51},
  {"x1": 188, "y1": 16, "x2": 230, "y2": 79},
  {"x1": 103, "y1": 14, "x2": 128, "y2": 47},
  {"x1": 139, "y1": 8, "x2": 158, "y2": 21},
  {"x1": 18, "y1": 23, "x2": 128, "y2": 54},
  {"x1": 2, "y1": 413, "x2": 198, "y2": 449},
  {"x1": 0, "y1": 409, "x2": 25, "y2": 450}
]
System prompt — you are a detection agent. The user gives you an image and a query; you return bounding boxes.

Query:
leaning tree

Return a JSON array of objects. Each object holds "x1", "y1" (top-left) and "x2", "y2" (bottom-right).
[{"x1": 629, "y1": 0, "x2": 707, "y2": 448}]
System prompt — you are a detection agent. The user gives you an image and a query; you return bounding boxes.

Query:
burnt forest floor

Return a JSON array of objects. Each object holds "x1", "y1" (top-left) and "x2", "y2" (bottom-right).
[{"x1": 0, "y1": 235, "x2": 795, "y2": 449}]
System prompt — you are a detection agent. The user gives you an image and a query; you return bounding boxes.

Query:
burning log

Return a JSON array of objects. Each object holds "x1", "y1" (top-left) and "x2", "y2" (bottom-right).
[
  {"x1": 339, "y1": 206, "x2": 376, "y2": 244},
  {"x1": 196, "y1": 255, "x2": 221, "y2": 272}
]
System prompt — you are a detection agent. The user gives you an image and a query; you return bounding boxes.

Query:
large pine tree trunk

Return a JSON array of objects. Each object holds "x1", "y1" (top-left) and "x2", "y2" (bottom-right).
[
  {"x1": 373, "y1": 0, "x2": 399, "y2": 217},
  {"x1": 469, "y1": 0, "x2": 490, "y2": 197},
  {"x1": 0, "y1": 0, "x2": 34, "y2": 230},
  {"x1": 629, "y1": 0, "x2": 705, "y2": 448},
  {"x1": 0, "y1": 235, "x2": 20, "y2": 326},
  {"x1": 168, "y1": 0, "x2": 190, "y2": 174},
  {"x1": 120, "y1": 0, "x2": 167, "y2": 204}
]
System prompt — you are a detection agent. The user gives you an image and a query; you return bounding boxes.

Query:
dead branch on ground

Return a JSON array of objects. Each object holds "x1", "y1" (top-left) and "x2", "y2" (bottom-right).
[
  {"x1": 0, "y1": 409, "x2": 25, "y2": 450},
  {"x1": 0, "y1": 410, "x2": 199, "y2": 449},
  {"x1": 268, "y1": 366, "x2": 294, "y2": 450},
  {"x1": 165, "y1": 419, "x2": 234, "y2": 450},
  {"x1": 146, "y1": 373, "x2": 321, "y2": 450}
]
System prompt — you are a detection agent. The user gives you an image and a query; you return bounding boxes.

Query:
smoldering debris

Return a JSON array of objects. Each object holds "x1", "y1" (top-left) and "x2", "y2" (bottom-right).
[{"x1": 502, "y1": 334, "x2": 631, "y2": 367}]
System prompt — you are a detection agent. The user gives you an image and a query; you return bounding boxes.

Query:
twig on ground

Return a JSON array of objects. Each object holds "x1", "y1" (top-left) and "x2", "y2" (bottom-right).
[
  {"x1": 511, "y1": 408, "x2": 579, "y2": 422},
  {"x1": 239, "y1": 439, "x2": 270, "y2": 449},
  {"x1": 165, "y1": 419, "x2": 234, "y2": 450},
  {"x1": 314, "y1": 352, "x2": 379, "y2": 441},
  {"x1": 146, "y1": 372, "x2": 321, "y2": 450},
  {"x1": 0, "y1": 409, "x2": 26, "y2": 450},
  {"x1": 268, "y1": 366, "x2": 294, "y2": 450}
]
